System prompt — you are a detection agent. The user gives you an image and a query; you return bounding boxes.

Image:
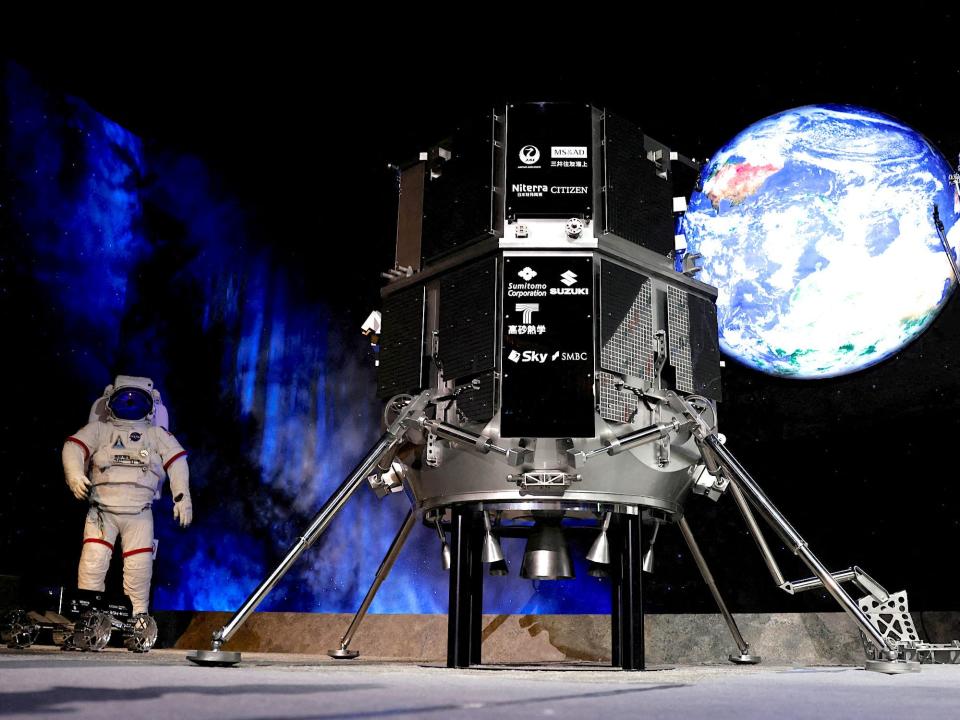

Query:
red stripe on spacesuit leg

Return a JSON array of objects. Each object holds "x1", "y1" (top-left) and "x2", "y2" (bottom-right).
[
  {"x1": 122, "y1": 547, "x2": 153, "y2": 558},
  {"x1": 83, "y1": 538, "x2": 114, "y2": 551},
  {"x1": 66, "y1": 436, "x2": 90, "y2": 461},
  {"x1": 163, "y1": 451, "x2": 188, "y2": 471}
]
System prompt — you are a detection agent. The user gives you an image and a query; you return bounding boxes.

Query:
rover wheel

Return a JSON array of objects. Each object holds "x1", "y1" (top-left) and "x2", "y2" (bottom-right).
[
  {"x1": 123, "y1": 613, "x2": 158, "y2": 652},
  {"x1": 1, "y1": 610, "x2": 40, "y2": 649}
]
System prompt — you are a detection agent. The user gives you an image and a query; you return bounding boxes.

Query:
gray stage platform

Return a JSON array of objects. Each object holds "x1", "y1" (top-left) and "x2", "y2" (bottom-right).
[{"x1": 2, "y1": 647, "x2": 959, "y2": 720}]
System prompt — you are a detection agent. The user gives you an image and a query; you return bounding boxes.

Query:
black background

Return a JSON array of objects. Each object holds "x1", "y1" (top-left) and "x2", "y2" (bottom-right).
[{"x1": 5, "y1": 12, "x2": 960, "y2": 612}]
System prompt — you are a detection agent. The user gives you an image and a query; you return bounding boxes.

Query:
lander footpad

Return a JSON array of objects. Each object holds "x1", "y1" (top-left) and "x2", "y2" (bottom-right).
[{"x1": 186, "y1": 649, "x2": 242, "y2": 667}]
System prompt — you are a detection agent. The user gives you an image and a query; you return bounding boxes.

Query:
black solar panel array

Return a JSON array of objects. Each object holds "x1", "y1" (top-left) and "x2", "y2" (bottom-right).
[
  {"x1": 377, "y1": 286, "x2": 426, "y2": 399},
  {"x1": 437, "y1": 257, "x2": 498, "y2": 381},
  {"x1": 421, "y1": 114, "x2": 498, "y2": 264},
  {"x1": 603, "y1": 112, "x2": 674, "y2": 254},
  {"x1": 688, "y1": 294, "x2": 722, "y2": 401}
]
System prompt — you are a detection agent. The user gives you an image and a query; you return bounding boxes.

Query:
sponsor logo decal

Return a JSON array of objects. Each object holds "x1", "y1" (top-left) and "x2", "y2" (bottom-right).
[
  {"x1": 519, "y1": 145, "x2": 540, "y2": 165},
  {"x1": 515, "y1": 303, "x2": 540, "y2": 324},
  {"x1": 551, "y1": 146, "x2": 587, "y2": 158}
]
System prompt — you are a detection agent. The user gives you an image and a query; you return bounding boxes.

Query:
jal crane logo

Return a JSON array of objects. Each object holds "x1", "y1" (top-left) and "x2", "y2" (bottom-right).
[{"x1": 519, "y1": 145, "x2": 540, "y2": 165}]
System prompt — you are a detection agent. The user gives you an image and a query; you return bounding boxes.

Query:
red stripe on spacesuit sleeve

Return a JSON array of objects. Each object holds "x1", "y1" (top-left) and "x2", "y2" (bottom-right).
[
  {"x1": 83, "y1": 538, "x2": 114, "y2": 551},
  {"x1": 66, "y1": 436, "x2": 90, "y2": 461},
  {"x1": 163, "y1": 451, "x2": 188, "y2": 471},
  {"x1": 122, "y1": 547, "x2": 153, "y2": 558}
]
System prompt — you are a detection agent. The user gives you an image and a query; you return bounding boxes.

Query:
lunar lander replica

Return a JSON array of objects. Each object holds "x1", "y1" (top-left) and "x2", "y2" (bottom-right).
[{"x1": 187, "y1": 103, "x2": 957, "y2": 673}]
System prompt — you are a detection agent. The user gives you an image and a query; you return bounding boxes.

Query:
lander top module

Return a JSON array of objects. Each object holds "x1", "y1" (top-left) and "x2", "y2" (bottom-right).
[{"x1": 187, "y1": 103, "x2": 955, "y2": 673}]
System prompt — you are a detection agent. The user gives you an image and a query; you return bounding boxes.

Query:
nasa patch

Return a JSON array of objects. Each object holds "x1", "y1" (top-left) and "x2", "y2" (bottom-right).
[{"x1": 129, "y1": 432, "x2": 142, "y2": 442}]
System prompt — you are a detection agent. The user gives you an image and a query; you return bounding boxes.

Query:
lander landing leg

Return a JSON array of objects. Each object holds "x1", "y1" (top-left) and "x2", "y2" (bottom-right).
[
  {"x1": 677, "y1": 516, "x2": 760, "y2": 665},
  {"x1": 699, "y1": 433, "x2": 916, "y2": 674},
  {"x1": 187, "y1": 391, "x2": 432, "y2": 667},
  {"x1": 328, "y1": 507, "x2": 417, "y2": 659}
]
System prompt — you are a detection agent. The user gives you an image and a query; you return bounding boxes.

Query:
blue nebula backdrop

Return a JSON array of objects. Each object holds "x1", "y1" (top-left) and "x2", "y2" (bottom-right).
[
  {"x1": 1, "y1": 62, "x2": 610, "y2": 615},
  {"x1": 9, "y1": 54, "x2": 960, "y2": 619}
]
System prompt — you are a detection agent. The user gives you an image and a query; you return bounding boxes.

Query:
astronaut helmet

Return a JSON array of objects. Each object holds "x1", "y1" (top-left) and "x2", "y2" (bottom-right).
[{"x1": 106, "y1": 375, "x2": 156, "y2": 422}]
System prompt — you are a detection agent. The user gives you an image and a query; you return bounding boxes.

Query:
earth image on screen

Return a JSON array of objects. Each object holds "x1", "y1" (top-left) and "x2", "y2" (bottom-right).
[{"x1": 682, "y1": 104, "x2": 959, "y2": 378}]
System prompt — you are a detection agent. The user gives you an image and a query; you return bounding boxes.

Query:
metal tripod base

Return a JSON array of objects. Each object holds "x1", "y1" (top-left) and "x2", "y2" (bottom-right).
[
  {"x1": 864, "y1": 659, "x2": 920, "y2": 674},
  {"x1": 186, "y1": 649, "x2": 242, "y2": 667},
  {"x1": 728, "y1": 653, "x2": 761, "y2": 665},
  {"x1": 327, "y1": 647, "x2": 360, "y2": 659}
]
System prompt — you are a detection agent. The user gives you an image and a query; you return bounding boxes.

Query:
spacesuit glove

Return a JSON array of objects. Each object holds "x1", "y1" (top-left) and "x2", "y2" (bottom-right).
[
  {"x1": 173, "y1": 494, "x2": 193, "y2": 527},
  {"x1": 66, "y1": 472, "x2": 92, "y2": 501}
]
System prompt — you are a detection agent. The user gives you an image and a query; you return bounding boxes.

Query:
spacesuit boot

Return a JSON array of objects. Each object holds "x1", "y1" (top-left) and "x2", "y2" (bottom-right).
[{"x1": 63, "y1": 375, "x2": 193, "y2": 651}]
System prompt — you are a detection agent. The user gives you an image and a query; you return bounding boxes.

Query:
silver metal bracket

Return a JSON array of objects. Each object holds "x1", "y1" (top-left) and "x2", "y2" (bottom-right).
[
  {"x1": 690, "y1": 464, "x2": 727, "y2": 501},
  {"x1": 858, "y1": 589, "x2": 960, "y2": 665},
  {"x1": 425, "y1": 432, "x2": 442, "y2": 467},
  {"x1": 507, "y1": 470, "x2": 581, "y2": 490},
  {"x1": 899, "y1": 641, "x2": 960, "y2": 665},
  {"x1": 859, "y1": 590, "x2": 919, "y2": 647},
  {"x1": 681, "y1": 252, "x2": 703, "y2": 277},
  {"x1": 420, "y1": 418, "x2": 531, "y2": 467},
  {"x1": 781, "y1": 566, "x2": 886, "y2": 600},
  {"x1": 655, "y1": 434, "x2": 671, "y2": 468},
  {"x1": 653, "y1": 330, "x2": 667, "y2": 389},
  {"x1": 664, "y1": 391, "x2": 716, "y2": 442},
  {"x1": 567, "y1": 420, "x2": 681, "y2": 467},
  {"x1": 366, "y1": 460, "x2": 407, "y2": 499}
]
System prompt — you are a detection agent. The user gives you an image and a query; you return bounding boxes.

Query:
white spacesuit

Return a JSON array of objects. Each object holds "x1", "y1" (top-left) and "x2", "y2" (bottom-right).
[{"x1": 62, "y1": 375, "x2": 192, "y2": 617}]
